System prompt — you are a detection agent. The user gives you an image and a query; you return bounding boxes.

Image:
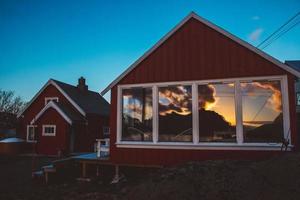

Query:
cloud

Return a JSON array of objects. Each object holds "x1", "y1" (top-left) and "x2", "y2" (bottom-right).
[
  {"x1": 248, "y1": 28, "x2": 264, "y2": 42},
  {"x1": 251, "y1": 16, "x2": 260, "y2": 20},
  {"x1": 159, "y1": 86, "x2": 192, "y2": 116}
]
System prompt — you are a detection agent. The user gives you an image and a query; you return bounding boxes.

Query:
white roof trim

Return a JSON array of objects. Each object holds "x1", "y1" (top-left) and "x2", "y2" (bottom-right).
[
  {"x1": 31, "y1": 101, "x2": 72, "y2": 125},
  {"x1": 101, "y1": 12, "x2": 300, "y2": 95},
  {"x1": 17, "y1": 79, "x2": 86, "y2": 118}
]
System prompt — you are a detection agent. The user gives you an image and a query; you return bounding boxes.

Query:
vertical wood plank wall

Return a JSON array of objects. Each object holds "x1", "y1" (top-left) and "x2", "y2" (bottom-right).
[{"x1": 109, "y1": 18, "x2": 297, "y2": 166}]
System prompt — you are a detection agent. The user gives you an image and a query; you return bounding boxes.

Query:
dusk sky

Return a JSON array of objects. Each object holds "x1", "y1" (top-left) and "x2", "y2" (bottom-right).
[{"x1": 0, "y1": 0, "x2": 299, "y2": 103}]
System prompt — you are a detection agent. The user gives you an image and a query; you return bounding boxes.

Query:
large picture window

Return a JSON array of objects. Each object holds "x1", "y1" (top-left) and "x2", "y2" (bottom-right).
[
  {"x1": 158, "y1": 85, "x2": 193, "y2": 142},
  {"x1": 241, "y1": 80, "x2": 284, "y2": 143},
  {"x1": 118, "y1": 76, "x2": 289, "y2": 148},
  {"x1": 198, "y1": 83, "x2": 236, "y2": 142},
  {"x1": 121, "y1": 87, "x2": 153, "y2": 141}
]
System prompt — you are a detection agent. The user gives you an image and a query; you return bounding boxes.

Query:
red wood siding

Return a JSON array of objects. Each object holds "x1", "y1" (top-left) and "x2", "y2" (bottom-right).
[
  {"x1": 119, "y1": 18, "x2": 289, "y2": 85},
  {"x1": 109, "y1": 18, "x2": 298, "y2": 166},
  {"x1": 74, "y1": 114, "x2": 109, "y2": 152},
  {"x1": 34, "y1": 107, "x2": 70, "y2": 155}
]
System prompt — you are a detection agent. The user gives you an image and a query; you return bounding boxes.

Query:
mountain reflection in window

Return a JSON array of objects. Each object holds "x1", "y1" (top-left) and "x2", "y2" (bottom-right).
[
  {"x1": 198, "y1": 83, "x2": 236, "y2": 142},
  {"x1": 241, "y1": 80, "x2": 283, "y2": 143},
  {"x1": 122, "y1": 87, "x2": 153, "y2": 141},
  {"x1": 158, "y1": 85, "x2": 193, "y2": 142}
]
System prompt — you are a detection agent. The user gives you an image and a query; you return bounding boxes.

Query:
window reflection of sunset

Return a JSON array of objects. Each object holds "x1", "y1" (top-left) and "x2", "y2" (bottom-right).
[
  {"x1": 122, "y1": 89, "x2": 153, "y2": 122},
  {"x1": 242, "y1": 81, "x2": 282, "y2": 127},
  {"x1": 123, "y1": 81, "x2": 282, "y2": 127},
  {"x1": 200, "y1": 84, "x2": 236, "y2": 126}
]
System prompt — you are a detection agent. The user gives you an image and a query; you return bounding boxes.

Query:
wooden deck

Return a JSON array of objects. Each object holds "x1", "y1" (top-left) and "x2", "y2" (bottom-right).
[
  {"x1": 37, "y1": 152, "x2": 163, "y2": 183},
  {"x1": 71, "y1": 153, "x2": 113, "y2": 180}
]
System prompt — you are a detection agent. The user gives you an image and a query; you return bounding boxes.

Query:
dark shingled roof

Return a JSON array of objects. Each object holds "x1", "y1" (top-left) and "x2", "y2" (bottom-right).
[
  {"x1": 52, "y1": 101, "x2": 84, "y2": 121},
  {"x1": 52, "y1": 79, "x2": 110, "y2": 116},
  {"x1": 285, "y1": 60, "x2": 300, "y2": 73}
]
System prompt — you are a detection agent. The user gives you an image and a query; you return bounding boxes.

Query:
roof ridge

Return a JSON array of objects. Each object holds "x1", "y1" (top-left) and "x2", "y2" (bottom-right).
[{"x1": 51, "y1": 79, "x2": 103, "y2": 96}]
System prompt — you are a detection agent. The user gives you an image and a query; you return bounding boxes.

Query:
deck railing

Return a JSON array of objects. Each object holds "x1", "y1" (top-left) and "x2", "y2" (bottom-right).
[{"x1": 95, "y1": 138, "x2": 110, "y2": 158}]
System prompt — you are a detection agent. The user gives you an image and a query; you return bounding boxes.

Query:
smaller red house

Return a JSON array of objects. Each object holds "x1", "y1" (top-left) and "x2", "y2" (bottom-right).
[{"x1": 17, "y1": 77, "x2": 110, "y2": 156}]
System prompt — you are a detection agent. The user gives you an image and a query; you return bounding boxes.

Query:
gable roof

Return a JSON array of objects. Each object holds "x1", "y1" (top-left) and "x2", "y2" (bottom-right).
[
  {"x1": 101, "y1": 12, "x2": 300, "y2": 95},
  {"x1": 52, "y1": 79, "x2": 110, "y2": 116},
  {"x1": 285, "y1": 60, "x2": 300, "y2": 73},
  {"x1": 18, "y1": 79, "x2": 110, "y2": 118}
]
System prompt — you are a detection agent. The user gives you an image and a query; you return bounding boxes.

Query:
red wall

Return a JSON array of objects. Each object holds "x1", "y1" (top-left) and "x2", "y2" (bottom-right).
[
  {"x1": 34, "y1": 107, "x2": 70, "y2": 155},
  {"x1": 73, "y1": 114, "x2": 109, "y2": 152},
  {"x1": 109, "y1": 18, "x2": 298, "y2": 166}
]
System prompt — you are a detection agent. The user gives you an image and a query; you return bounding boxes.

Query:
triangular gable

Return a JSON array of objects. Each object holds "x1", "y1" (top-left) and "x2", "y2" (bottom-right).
[
  {"x1": 31, "y1": 101, "x2": 72, "y2": 125},
  {"x1": 17, "y1": 79, "x2": 86, "y2": 118},
  {"x1": 101, "y1": 12, "x2": 300, "y2": 95}
]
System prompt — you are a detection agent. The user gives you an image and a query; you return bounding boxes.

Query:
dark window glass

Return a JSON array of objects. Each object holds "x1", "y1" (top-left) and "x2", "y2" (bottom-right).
[
  {"x1": 241, "y1": 80, "x2": 284, "y2": 143},
  {"x1": 198, "y1": 83, "x2": 236, "y2": 142},
  {"x1": 121, "y1": 87, "x2": 153, "y2": 141},
  {"x1": 28, "y1": 126, "x2": 36, "y2": 141},
  {"x1": 158, "y1": 85, "x2": 193, "y2": 142},
  {"x1": 44, "y1": 126, "x2": 55, "y2": 134}
]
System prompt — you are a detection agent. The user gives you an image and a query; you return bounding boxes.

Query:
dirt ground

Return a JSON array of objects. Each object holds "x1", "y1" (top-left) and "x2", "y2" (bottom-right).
[{"x1": 1, "y1": 153, "x2": 300, "y2": 200}]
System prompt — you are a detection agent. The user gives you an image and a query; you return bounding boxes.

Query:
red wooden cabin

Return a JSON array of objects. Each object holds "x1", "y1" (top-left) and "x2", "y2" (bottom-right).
[
  {"x1": 18, "y1": 77, "x2": 110, "y2": 156},
  {"x1": 101, "y1": 12, "x2": 300, "y2": 166}
]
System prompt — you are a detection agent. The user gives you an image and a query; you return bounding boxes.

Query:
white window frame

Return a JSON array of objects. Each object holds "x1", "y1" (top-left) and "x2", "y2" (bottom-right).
[
  {"x1": 44, "y1": 97, "x2": 59, "y2": 105},
  {"x1": 103, "y1": 126, "x2": 110, "y2": 136},
  {"x1": 42, "y1": 125, "x2": 56, "y2": 136},
  {"x1": 26, "y1": 125, "x2": 37, "y2": 142},
  {"x1": 297, "y1": 92, "x2": 300, "y2": 106},
  {"x1": 116, "y1": 75, "x2": 291, "y2": 150}
]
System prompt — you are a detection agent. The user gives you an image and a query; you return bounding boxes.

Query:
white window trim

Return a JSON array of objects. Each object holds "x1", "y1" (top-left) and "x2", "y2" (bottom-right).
[
  {"x1": 103, "y1": 126, "x2": 110, "y2": 136},
  {"x1": 116, "y1": 75, "x2": 291, "y2": 151},
  {"x1": 297, "y1": 92, "x2": 300, "y2": 106},
  {"x1": 45, "y1": 97, "x2": 59, "y2": 105},
  {"x1": 26, "y1": 125, "x2": 37, "y2": 142},
  {"x1": 42, "y1": 125, "x2": 56, "y2": 136}
]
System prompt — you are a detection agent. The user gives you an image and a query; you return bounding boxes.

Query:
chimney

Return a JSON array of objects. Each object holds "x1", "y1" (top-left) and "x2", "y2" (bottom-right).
[{"x1": 77, "y1": 77, "x2": 88, "y2": 92}]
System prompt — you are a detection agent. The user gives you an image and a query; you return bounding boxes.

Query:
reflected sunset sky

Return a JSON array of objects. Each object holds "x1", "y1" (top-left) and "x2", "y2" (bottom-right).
[{"x1": 123, "y1": 81, "x2": 282, "y2": 127}]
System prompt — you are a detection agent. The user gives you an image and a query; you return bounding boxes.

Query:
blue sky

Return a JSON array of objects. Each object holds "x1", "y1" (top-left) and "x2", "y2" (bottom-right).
[{"x1": 0, "y1": 0, "x2": 299, "y2": 102}]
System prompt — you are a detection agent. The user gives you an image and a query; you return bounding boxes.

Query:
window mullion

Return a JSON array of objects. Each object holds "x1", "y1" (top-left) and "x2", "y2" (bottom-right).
[
  {"x1": 235, "y1": 80, "x2": 243, "y2": 144},
  {"x1": 117, "y1": 86, "x2": 122, "y2": 143},
  {"x1": 281, "y1": 76, "x2": 290, "y2": 142},
  {"x1": 192, "y1": 83, "x2": 199, "y2": 144},
  {"x1": 153, "y1": 85, "x2": 158, "y2": 143}
]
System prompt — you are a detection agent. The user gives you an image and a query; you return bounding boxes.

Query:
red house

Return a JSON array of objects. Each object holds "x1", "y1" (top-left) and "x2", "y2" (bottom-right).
[
  {"x1": 18, "y1": 77, "x2": 110, "y2": 155},
  {"x1": 101, "y1": 12, "x2": 300, "y2": 166}
]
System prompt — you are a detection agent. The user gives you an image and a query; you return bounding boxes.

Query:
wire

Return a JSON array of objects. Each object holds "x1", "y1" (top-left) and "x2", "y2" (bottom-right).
[
  {"x1": 249, "y1": 93, "x2": 272, "y2": 123},
  {"x1": 260, "y1": 19, "x2": 300, "y2": 49},
  {"x1": 257, "y1": 12, "x2": 300, "y2": 49}
]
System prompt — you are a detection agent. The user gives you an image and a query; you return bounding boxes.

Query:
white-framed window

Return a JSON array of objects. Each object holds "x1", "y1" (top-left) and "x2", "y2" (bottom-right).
[
  {"x1": 42, "y1": 125, "x2": 56, "y2": 136},
  {"x1": 121, "y1": 87, "x2": 153, "y2": 141},
  {"x1": 117, "y1": 75, "x2": 290, "y2": 150},
  {"x1": 45, "y1": 97, "x2": 59, "y2": 105},
  {"x1": 27, "y1": 125, "x2": 37, "y2": 142},
  {"x1": 297, "y1": 93, "x2": 300, "y2": 106},
  {"x1": 103, "y1": 126, "x2": 110, "y2": 137}
]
